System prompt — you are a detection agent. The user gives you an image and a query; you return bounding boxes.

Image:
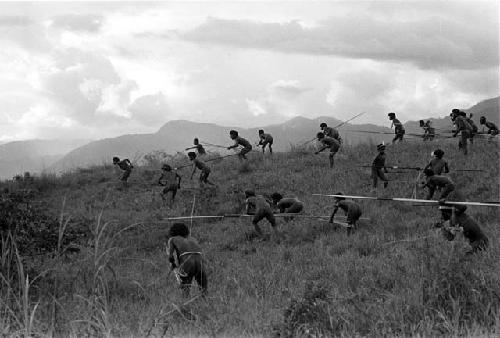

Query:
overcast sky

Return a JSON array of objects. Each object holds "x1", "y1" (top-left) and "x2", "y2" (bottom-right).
[{"x1": 0, "y1": 1, "x2": 498, "y2": 141}]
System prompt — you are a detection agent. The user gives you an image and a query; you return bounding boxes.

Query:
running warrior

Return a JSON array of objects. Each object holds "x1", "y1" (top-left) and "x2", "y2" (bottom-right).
[
  {"x1": 314, "y1": 132, "x2": 340, "y2": 168},
  {"x1": 437, "y1": 206, "x2": 488, "y2": 254},
  {"x1": 371, "y1": 143, "x2": 389, "y2": 189},
  {"x1": 451, "y1": 109, "x2": 472, "y2": 155},
  {"x1": 257, "y1": 130, "x2": 274, "y2": 154},
  {"x1": 329, "y1": 193, "x2": 362, "y2": 235},
  {"x1": 388, "y1": 112, "x2": 405, "y2": 143},
  {"x1": 479, "y1": 116, "x2": 499, "y2": 140},
  {"x1": 320, "y1": 122, "x2": 341, "y2": 142},
  {"x1": 424, "y1": 149, "x2": 449, "y2": 175},
  {"x1": 419, "y1": 120, "x2": 435, "y2": 141},
  {"x1": 185, "y1": 138, "x2": 206, "y2": 156},
  {"x1": 270, "y1": 192, "x2": 303, "y2": 221},
  {"x1": 188, "y1": 152, "x2": 215, "y2": 187},
  {"x1": 167, "y1": 223, "x2": 207, "y2": 297},
  {"x1": 422, "y1": 169, "x2": 455, "y2": 204},
  {"x1": 245, "y1": 190, "x2": 277, "y2": 238},
  {"x1": 158, "y1": 164, "x2": 182, "y2": 206},
  {"x1": 112, "y1": 156, "x2": 133, "y2": 186},
  {"x1": 228, "y1": 130, "x2": 253, "y2": 160}
]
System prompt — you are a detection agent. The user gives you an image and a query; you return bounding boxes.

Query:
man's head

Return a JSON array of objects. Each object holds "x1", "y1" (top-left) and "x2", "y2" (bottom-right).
[
  {"x1": 479, "y1": 116, "x2": 486, "y2": 125},
  {"x1": 244, "y1": 190, "x2": 255, "y2": 198},
  {"x1": 194, "y1": 138, "x2": 199, "y2": 145},
  {"x1": 316, "y1": 132, "x2": 325, "y2": 140},
  {"x1": 432, "y1": 149, "x2": 444, "y2": 159},
  {"x1": 258, "y1": 129, "x2": 264, "y2": 135},
  {"x1": 162, "y1": 164, "x2": 172, "y2": 171},
  {"x1": 424, "y1": 168, "x2": 434, "y2": 177},
  {"x1": 377, "y1": 143, "x2": 386, "y2": 152},
  {"x1": 270, "y1": 192, "x2": 283, "y2": 204},
  {"x1": 388, "y1": 112, "x2": 396, "y2": 120},
  {"x1": 454, "y1": 205, "x2": 467, "y2": 215},
  {"x1": 112, "y1": 156, "x2": 120, "y2": 164},
  {"x1": 320, "y1": 122, "x2": 327, "y2": 129},
  {"x1": 334, "y1": 192, "x2": 345, "y2": 201},
  {"x1": 169, "y1": 222, "x2": 190, "y2": 238},
  {"x1": 419, "y1": 120, "x2": 424, "y2": 127},
  {"x1": 188, "y1": 152, "x2": 197, "y2": 160},
  {"x1": 229, "y1": 130, "x2": 238, "y2": 139}
]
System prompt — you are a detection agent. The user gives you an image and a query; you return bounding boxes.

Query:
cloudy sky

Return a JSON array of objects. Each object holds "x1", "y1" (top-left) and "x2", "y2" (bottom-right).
[{"x1": 0, "y1": 1, "x2": 498, "y2": 141}]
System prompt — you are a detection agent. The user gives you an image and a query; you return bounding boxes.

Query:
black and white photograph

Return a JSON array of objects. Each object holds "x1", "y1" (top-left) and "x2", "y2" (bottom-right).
[{"x1": 0, "y1": 1, "x2": 499, "y2": 336}]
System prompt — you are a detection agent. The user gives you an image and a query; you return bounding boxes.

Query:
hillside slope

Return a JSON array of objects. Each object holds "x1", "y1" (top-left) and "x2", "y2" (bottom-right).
[{"x1": 4, "y1": 138, "x2": 498, "y2": 336}]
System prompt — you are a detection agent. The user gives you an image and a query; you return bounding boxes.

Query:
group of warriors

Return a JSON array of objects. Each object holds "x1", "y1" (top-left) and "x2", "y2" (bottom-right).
[{"x1": 110, "y1": 109, "x2": 497, "y2": 296}]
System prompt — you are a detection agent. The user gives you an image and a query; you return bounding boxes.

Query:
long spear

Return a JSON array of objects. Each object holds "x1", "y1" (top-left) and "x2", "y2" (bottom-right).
[
  {"x1": 358, "y1": 165, "x2": 484, "y2": 172},
  {"x1": 163, "y1": 214, "x2": 371, "y2": 221},
  {"x1": 175, "y1": 153, "x2": 239, "y2": 169},
  {"x1": 312, "y1": 194, "x2": 500, "y2": 207}
]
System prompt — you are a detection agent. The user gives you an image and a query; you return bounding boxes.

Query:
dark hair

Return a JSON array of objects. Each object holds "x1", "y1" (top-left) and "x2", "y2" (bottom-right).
[
  {"x1": 162, "y1": 164, "x2": 172, "y2": 171},
  {"x1": 112, "y1": 156, "x2": 120, "y2": 163},
  {"x1": 424, "y1": 168, "x2": 434, "y2": 176},
  {"x1": 419, "y1": 120, "x2": 424, "y2": 126},
  {"x1": 194, "y1": 138, "x2": 199, "y2": 144},
  {"x1": 188, "y1": 152, "x2": 196, "y2": 159},
  {"x1": 451, "y1": 108, "x2": 460, "y2": 114},
  {"x1": 388, "y1": 112, "x2": 395, "y2": 118},
  {"x1": 377, "y1": 144, "x2": 385, "y2": 151},
  {"x1": 334, "y1": 192, "x2": 345, "y2": 200},
  {"x1": 320, "y1": 123, "x2": 327, "y2": 128},
  {"x1": 244, "y1": 190, "x2": 255, "y2": 198},
  {"x1": 169, "y1": 223, "x2": 190, "y2": 237},
  {"x1": 316, "y1": 132, "x2": 325, "y2": 139},
  {"x1": 258, "y1": 129, "x2": 264, "y2": 134},
  {"x1": 479, "y1": 116, "x2": 486, "y2": 124},
  {"x1": 229, "y1": 130, "x2": 238, "y2": 136},
  {"x1": 270, "y1": 192, "x2": 283, "y2": 202},
  {"x1": 433, "y1": 149, "x2": 444, "y2": 158}
]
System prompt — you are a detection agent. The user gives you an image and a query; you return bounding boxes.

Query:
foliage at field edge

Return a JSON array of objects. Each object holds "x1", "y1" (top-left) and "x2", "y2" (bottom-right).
[{"x1": 0, "y1": 140, "x2": 499, "y2": 337}]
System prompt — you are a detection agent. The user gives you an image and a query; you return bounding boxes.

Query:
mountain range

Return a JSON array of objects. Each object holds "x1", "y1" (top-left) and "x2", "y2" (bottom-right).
[{"x1": 0, "y1": 96, "x2": 498, "y2": 178}]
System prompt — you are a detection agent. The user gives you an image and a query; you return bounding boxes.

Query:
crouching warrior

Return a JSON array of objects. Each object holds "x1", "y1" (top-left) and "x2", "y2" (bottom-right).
[{"x1": 167, "y1": 223, "x2": 207, "y2": 297}]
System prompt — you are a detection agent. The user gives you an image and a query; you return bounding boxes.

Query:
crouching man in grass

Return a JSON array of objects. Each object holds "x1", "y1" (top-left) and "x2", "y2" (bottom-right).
[
  {"x1": 113, "y1": 156, "x2": 133, "y2": 188},
  {"x1": 329, "y1": 193, "x2": 362, "y2": 235},
  {"x1": 167, "y1": 223, "x2": 207, "y2": 297},
  {"x1": 245, "y1": 190, "x2": 277, "y2": 239},
  {"x1": 436, "y1": 206, "x2": 488, "y2": 255},
  {"x1": 270, "y1": 192, "x2": 304, "y2": 222}
]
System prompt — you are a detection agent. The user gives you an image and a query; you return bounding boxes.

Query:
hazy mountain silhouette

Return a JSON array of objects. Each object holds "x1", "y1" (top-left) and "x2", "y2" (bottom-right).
[{"x1": 0, "y1": 139, "x2": 91, "y2": 179}]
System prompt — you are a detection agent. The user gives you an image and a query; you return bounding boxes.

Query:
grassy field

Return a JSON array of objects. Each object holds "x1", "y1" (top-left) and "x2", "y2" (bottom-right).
[{"x1": 1, "y1": 138, "x2": 499, "y2": 337}]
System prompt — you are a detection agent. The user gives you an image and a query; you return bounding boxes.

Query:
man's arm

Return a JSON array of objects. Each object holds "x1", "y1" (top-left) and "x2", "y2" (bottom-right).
[
  {"x1": 167, "y1": 238, "x2": 177, "y2": 269},
  {"x1": 329, "y1": 205, "x2": 339, "y2": 223},
  {"x1": 176, "y1": 173, "x2": 182, "y2": 187}
]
